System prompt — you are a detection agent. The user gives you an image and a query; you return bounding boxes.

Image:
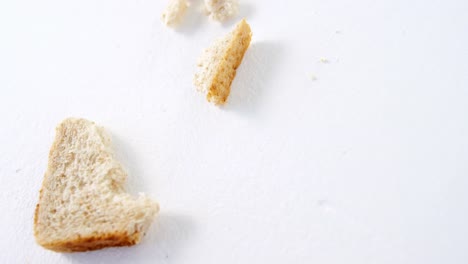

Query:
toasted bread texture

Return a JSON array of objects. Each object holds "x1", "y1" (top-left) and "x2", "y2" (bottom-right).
[
  {"x1": 161, "y1": 0, "x2": 189, "y2": 27},
  {"x1": 194, "y1": 19, "x2": 252, "y2": 105},
  {"x1": 34, "y1": 118, "x2": 159, "y2": 252}
]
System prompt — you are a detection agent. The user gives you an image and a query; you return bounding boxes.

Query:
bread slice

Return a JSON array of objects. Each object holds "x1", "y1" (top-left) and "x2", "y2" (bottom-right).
[
  {"x1": 204, "y1": 0, "x2": 239, "y2": 22},
  {"x1": 194, "y1": 19, "x2": 252, "y2": 105},
  {"x1": 161, "y1": 0, "x2": 189, "y2": 27},
  {"x1": 34, "y1": 118, "x2": 159, "y2": 252}
]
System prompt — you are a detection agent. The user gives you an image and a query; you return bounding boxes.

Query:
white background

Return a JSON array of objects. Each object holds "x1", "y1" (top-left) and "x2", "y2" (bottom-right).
[{"x1": 1, "y1": 0, "x2": 467, "y2": 263}]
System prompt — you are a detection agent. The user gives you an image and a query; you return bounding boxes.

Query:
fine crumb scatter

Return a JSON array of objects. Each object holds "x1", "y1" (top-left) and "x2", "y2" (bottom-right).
[{"x1": 319, "y1": 58, "x2": 330, "y2": 64}]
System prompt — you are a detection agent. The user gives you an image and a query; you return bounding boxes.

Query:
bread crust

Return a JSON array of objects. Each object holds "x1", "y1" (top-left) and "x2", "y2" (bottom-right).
[
  {"x1": 37, "y1": 231, "x2": 140, "y2": 252},
  {"x1": 35, "y1": 201, "x2": 142, "y2": 252}
]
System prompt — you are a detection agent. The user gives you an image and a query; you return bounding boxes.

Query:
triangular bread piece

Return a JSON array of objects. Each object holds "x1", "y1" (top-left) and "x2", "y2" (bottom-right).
[
  {"x1": 34, "y1": 118, "x2": 159, "y2": 252},
  {"x1": 194, "y1": 19, "x2": 252, "y2": 105}
]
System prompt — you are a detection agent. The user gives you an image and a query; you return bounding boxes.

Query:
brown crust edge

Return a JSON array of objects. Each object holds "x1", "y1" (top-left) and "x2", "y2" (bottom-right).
[
  {"x1": 38, "y1": 231, "x2": 141, "y2": 252},
  {"x1": 207, "y1": 19, "x2": 252, "y2": 105}
]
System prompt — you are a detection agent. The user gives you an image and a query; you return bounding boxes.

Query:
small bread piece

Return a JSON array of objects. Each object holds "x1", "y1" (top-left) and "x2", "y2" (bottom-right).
[
  {"x1": 204, "y1": 0, "x2": 238, "y2": 22},
  {"x1": 34, "y1": 118, "x2": 159, "y2": 252},
  {"x1": 161, "y1": 0, "x2": 189, "y2": 27},
  {"x1": 194, "y1": 19, "x2": 252, "y2": 105}
]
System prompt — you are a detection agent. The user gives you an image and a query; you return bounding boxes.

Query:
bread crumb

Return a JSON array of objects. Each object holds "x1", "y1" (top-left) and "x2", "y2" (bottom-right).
[
  {"x1": 204, "y1": 0, "x2": 239, "y2": 22},
  {"x1": 194, "y1": 19, "x2": 252, "y2": 105},
  {"x1": 162, "y1": 0, "x2": 189, "y2": 27},
  {"x1": 319, "y1": 58, "x2": 329, "y2": 64},
  {"x1": 310, "y1": 74, "x2": 318, "y2": 81}
]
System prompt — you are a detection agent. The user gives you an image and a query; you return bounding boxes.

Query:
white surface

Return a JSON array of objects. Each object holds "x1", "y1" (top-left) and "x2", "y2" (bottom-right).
[{"x1": 1, "y1": 0, "x2": 467, "y2": 263}]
